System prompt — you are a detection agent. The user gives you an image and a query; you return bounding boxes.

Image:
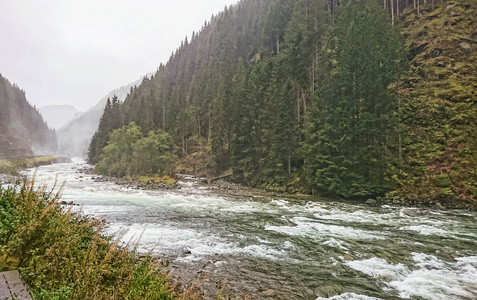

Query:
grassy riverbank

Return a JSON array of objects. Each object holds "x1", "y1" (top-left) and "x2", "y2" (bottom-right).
[
  {"x1": 0, "y1": 179, "x2": 201, "y2": 299},
  {"x1": 0, "y1": 156, "x2": 61, "y2": 175}
]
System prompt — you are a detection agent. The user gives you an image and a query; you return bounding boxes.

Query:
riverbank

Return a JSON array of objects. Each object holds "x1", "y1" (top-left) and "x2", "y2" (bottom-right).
[
  {"x1": 81, "y1": 165, "x2": 300, "y2": 201},
  {"x1": 0, "y1": 156, "x2": 70, "y2": 176},
  {"x1": 79, "y1": 166, "x2": 180, "y2": 190},
  {"x1": 366, "y1": 193, "x2": 477, "y2": 211},
  {"x1": 79, "y1": 165, "x2": 477, "y2": 211},
  {"x1": 0, "y1": 179, "x2": 202, "y2": 299}
]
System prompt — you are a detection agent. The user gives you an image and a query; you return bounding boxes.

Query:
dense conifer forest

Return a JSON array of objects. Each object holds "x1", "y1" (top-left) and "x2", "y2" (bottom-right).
[{"x1": 89, "y1": 0, "x2": 476, "y2": 207}]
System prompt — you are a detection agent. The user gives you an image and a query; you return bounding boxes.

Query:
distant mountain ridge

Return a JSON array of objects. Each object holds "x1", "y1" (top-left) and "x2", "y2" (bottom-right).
[
  {"x1": 57, "y1": 76, "x2": 149, "y2": 157},
  {"x1": 39, "y1": 104, "x2": 79, "y2": 130},
  {"x1": 0, "y1": 73, "x2": 57, "y2": 158}
]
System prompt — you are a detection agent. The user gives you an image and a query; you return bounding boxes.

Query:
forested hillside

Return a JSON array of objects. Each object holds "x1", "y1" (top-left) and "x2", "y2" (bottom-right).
[
  {"x1": 0, "y1": 74, "x2": 57, "y2": 158},
  {"x1": 90, "y1": 0, "x2": 476, "y2": 207}
]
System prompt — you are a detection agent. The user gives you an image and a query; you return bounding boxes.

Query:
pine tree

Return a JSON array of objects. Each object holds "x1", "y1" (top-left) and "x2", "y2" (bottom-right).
[{"x1": 304, "y1": 0, "x2": 405, "y2": 198}]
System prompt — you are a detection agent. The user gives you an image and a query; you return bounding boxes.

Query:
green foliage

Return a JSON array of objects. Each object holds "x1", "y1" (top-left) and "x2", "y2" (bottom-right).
[
  {"x1": 396, "y1": 0, "x2": 477, "y2": 204},
  {"x1": 88, "y1": 96, "x2": 123, "y2": 164},
  {"x1": 304, "y1": 0, "x2": 406, "y2": 198},
  {"x1": 0, "y1": 156, "x2": 59, "y2": 175},
  {"x1": 0, "y1": 180, "x2": 183, "y2": 299},
  {"x1": 96, "y1": 122, "x2": 174, "y2": 178},
  {"x1": 88, "y1": 0, "x2": 475, "y2": 207},
  {"x1": 0, "y1": 185, "x2": 16, "y2": 249}
]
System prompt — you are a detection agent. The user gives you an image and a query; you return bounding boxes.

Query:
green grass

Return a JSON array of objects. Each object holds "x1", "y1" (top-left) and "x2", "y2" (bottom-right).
[
  {"x1": 0, "y1": 179, "x2": 201, "y2": 299},
  {"x1": 126, "y1": 175, "x2": 177, "y2": 185},
  {"x1": 0, "y1": 156, "x2": 58, "y2": 175}
]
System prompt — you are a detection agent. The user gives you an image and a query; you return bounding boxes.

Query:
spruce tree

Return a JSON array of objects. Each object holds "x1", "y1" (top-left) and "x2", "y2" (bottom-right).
[{"x1": 304, "y1": 0, "x2": 405, "y2": 198}]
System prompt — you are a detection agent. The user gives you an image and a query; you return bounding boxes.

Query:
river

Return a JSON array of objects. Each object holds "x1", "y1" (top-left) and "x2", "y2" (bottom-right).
[{"x1": 23, "y1": 158, "x2": 477, "y2": 299}]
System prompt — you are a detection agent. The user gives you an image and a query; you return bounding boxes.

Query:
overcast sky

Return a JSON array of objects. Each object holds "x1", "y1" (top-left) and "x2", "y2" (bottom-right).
[{"x1": 0, "y1": 0, "x2": 238, "y2": 111}]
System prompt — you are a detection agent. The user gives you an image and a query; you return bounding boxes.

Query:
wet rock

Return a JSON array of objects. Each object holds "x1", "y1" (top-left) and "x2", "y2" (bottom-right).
[
  {"x1": 262, "y1": 290, "x2": 276, "y2": 297},
  {"x1": 408, "y1": 42, "x2": 428, "y2": 60},
  {"x1": 159, "y1": 259, "x2": 170, "y2": 267},
  {"x1": 315, "y1": 285, "x2": 343, "y2": 297},
  {"x1": 458, "y1": 42, "x2": 472, "y2": 55},
  {"x1": 365, "y1": 199, "x2": 377, "y2": 206},
  {"x1": 60, "y1": 201, "x2": 78, "y2": 206},
  {"x1": 428, "y1": 47, "x2": 443, "y2": 58}
]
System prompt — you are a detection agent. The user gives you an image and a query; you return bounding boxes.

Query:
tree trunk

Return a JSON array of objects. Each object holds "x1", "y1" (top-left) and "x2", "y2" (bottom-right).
[
  {"x1": 162, "y1": 100, "x2": 166, "y2": 129},
  {"x1": 297, "y1": 91, "x2": 301, "y2": 124},
  {"x1": 287, "y1": 152, "x2": 291, "y2": 175},
  {"x1": 397, "y1": 73, "x2": 402, "y2": 170},
  {"x1": 391, "y1": 0, "x2": 395, "y2": 25},
  {"x1": 208, "y1": 110, "x2": 212, "y2": 143},
  {"x1": 182, "y1": 135, "x2": 186, "y2": 156}
]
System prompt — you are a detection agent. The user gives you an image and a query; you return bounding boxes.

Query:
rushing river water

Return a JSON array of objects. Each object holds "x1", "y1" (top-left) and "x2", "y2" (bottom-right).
[{"x1": 23, "y1": 158, "x2": 477, "y2": 299}]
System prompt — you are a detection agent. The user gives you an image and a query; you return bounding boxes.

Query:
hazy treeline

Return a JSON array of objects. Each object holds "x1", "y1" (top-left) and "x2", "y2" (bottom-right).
[{"x1": 0, "y1": 74, "x2": 57, "y2": 158}]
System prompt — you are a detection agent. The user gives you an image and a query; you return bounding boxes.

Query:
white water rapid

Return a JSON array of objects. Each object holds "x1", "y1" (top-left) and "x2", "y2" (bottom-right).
[{"x1": 22, "y1": 158, "x2": 477, "y2": 299}]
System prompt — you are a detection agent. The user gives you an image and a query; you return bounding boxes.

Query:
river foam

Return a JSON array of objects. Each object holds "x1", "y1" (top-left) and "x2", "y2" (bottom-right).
[
  {"x1": 346, "y1": 253, "x2": 477, "y2": 299},
  {"x1": 316, "y1": 293, "x2": 383, "y2": 300},
  {"x1": 22, "y1": 158, "x2": 477, "y2": 300},
  {"x1": 265, "y1": 216, "x2": 385, "y2": 241}
]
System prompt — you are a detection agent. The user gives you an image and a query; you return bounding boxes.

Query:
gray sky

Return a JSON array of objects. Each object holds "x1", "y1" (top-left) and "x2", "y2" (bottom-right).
[{"x1": 0, "y1": 0, "x2": 238, "y2": 111}]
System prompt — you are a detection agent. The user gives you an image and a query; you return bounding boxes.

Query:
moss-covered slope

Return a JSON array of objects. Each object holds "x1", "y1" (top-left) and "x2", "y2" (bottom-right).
[{"x1": 397, "y1": 0, "x2": 477, "y2": 207}]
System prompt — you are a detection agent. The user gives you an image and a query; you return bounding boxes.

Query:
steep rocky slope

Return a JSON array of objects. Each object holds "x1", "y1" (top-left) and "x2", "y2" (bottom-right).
[{"x1": 397, "y1": 0, "x2": 477, "y2": 206}]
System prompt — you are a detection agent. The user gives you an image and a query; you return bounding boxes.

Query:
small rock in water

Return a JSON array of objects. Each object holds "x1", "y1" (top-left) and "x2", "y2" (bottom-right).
[
  {"x1": 159, "y1": 259, "x2": 170, "y2": 267},
  {"x1": 366, "y1": 199, "x2": 377, "y2": 206}
]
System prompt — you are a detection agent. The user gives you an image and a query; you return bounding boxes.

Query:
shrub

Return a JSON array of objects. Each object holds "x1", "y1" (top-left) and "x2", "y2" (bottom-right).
[{"x1": 0, "y1": 179, "x2": 197, "y2": 299}]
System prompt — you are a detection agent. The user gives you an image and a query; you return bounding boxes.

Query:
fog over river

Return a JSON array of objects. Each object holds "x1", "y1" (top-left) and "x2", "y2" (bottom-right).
[{"x1": 24, "y1": 158, "x2": 477, "y2": 299}]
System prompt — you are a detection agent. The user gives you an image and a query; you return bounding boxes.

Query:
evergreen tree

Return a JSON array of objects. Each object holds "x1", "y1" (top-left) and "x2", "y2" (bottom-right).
[
  {"x1": 211, "y1": 74, "x2": 229, "y2": 173},
  {"x1": 304, "y1": 0, "x2": 405, "y2": 198},
  {"x1": 88, "y1": 98, "x2": 118, "y2": 164}
]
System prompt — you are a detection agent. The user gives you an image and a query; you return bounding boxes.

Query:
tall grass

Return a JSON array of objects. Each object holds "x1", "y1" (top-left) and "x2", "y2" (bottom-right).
[
  {"x1": 0, "y1": 178, "x2": 201, "y2": 299},
  {"x1": 0, "y1": 156, "x2": 58, "y2": 175}
]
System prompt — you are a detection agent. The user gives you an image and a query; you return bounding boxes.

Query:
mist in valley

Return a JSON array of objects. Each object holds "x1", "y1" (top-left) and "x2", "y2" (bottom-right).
[{"x1": 56, "y1": 77, "x2": 146, "y2": 158}]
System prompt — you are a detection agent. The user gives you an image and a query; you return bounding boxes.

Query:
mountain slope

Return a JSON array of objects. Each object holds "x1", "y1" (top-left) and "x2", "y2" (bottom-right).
[
  {"x1": 0, "y1": 74, "x2": 57, "y2": 158},
  {"x1": 57, "y1": 77, "x2": 146, "y2": 157},
  {"x1": 91, "y1": 0, "x2": 476, "y2": 207},
  {"x1": 397, "y1": 0, "x2": 477, "y2": 205}
]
